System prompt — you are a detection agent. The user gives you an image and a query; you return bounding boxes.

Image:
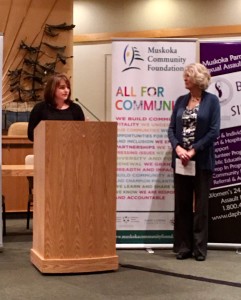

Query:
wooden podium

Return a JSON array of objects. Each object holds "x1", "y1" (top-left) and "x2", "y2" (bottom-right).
[{"x1": 30, "y1": 121, "x2": 119, "y2": 273}]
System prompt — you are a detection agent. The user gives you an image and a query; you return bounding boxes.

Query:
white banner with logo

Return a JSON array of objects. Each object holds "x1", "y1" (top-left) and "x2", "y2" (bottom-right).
[{"x1": 112, "y1": 39, "x2": 197, "y2": 247}]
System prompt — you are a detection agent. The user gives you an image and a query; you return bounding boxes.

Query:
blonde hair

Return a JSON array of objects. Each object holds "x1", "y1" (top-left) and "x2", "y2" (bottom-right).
[{"x1": 183, "y1": 63, "x2": 211, "y2": 90}]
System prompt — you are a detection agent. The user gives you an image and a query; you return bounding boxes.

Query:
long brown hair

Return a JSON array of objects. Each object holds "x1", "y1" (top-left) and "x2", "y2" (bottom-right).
[{"x1": 44, "y1": 74, "x2": 72, "y2": 107}]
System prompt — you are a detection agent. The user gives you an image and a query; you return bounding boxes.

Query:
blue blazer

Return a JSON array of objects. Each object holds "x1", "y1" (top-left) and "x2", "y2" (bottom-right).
[{"x1": 168, "y1": 91, "x2": 220, "y2": 171}]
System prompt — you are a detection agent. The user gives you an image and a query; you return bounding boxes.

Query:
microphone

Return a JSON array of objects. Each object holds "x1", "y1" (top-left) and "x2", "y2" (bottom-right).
[{"x1": 75, "y1": 98, "x2": 101, "y2": 121}]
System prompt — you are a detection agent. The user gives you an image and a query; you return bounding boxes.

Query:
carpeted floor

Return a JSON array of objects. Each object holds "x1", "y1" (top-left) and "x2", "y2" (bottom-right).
[{"x1": 0, "y1": 218, "x2": 241, "y2": 300}]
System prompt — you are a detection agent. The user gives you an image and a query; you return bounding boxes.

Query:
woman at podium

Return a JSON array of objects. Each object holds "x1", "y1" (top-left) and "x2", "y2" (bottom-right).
[{"x1": 28, "y1": 74, "x2": 85, "y2": 141}]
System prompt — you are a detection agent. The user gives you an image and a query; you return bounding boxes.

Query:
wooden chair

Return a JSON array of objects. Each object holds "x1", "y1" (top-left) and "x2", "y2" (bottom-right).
[
  {"x1": 2, "y1": 195, "x2": 6, "y2": 236},
  {"x1": 7, "y1": 122, "x2": 31, "y2": 228},
  {"x1": 25, "y1": 155, "x2": 34, "y2": 229},
  {"x1": 8, "y1": 122, "x2": 28, "y2": 136}
]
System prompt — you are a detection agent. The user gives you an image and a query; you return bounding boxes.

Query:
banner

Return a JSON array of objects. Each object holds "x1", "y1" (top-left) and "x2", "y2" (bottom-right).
[
  {"x1": 112, "y1": 39, "x2": 197, "y2": 247},
  {"x1": 200, "y1": 41, "x2": 241, "y2": 244},
  {"x1": 0, "y1": 35, "x2": 3, "y2": 249}
]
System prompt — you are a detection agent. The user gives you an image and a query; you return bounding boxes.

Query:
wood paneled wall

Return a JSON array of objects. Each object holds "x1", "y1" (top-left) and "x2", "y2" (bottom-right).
[
  {"x1": 73, "y1": 24, "x2": 241, "y2": 44},
  {"x1": 0, "y1": 0, "x2": 73, "y2": 106}
]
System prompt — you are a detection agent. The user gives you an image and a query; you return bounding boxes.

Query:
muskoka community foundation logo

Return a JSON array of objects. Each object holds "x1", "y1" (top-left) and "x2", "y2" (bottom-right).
[{"x1": 122, "y1": 45, "x2": 144, "y2": 72}]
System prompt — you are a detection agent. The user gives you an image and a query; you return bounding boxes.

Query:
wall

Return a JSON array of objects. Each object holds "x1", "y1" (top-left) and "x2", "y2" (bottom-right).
[
  {"x1": 73, "y1": 0, "x2": 241, "y2": 34},
  {"x1": 73, "y1": 0, "x2": 241, "y2": 120},
  {"x1": 0, "y1": 0, "x2": 73, "y2": 110},
  {"x1": 73, "y1": 44, "x2": 112, "y2": 121}
]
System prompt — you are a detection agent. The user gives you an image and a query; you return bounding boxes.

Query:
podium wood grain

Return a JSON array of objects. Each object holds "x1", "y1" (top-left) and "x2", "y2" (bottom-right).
[{"x1": 31, "y1": 121, "x2": 118, "y2": 273}]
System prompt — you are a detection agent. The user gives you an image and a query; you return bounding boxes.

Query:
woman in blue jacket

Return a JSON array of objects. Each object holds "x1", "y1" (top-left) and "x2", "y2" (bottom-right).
[{"x1": 168, "y1": 63, "x2": 220, "y2": 261}]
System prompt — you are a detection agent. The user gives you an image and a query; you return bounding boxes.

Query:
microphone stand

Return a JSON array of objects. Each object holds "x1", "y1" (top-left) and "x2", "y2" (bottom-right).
[{"x1": 75, "y1": 98, "x2": 101, "y2": 121}]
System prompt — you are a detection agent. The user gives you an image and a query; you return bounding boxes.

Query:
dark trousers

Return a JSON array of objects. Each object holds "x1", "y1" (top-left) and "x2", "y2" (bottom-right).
[{"x1": 173, "y1": 169, "x2": 212, "y2": 256}]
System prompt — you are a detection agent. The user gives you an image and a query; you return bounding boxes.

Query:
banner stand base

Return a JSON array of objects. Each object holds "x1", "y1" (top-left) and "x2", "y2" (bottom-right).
[{"x1": 116, "y1": 243, "x2": 241, "y2": 250}]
